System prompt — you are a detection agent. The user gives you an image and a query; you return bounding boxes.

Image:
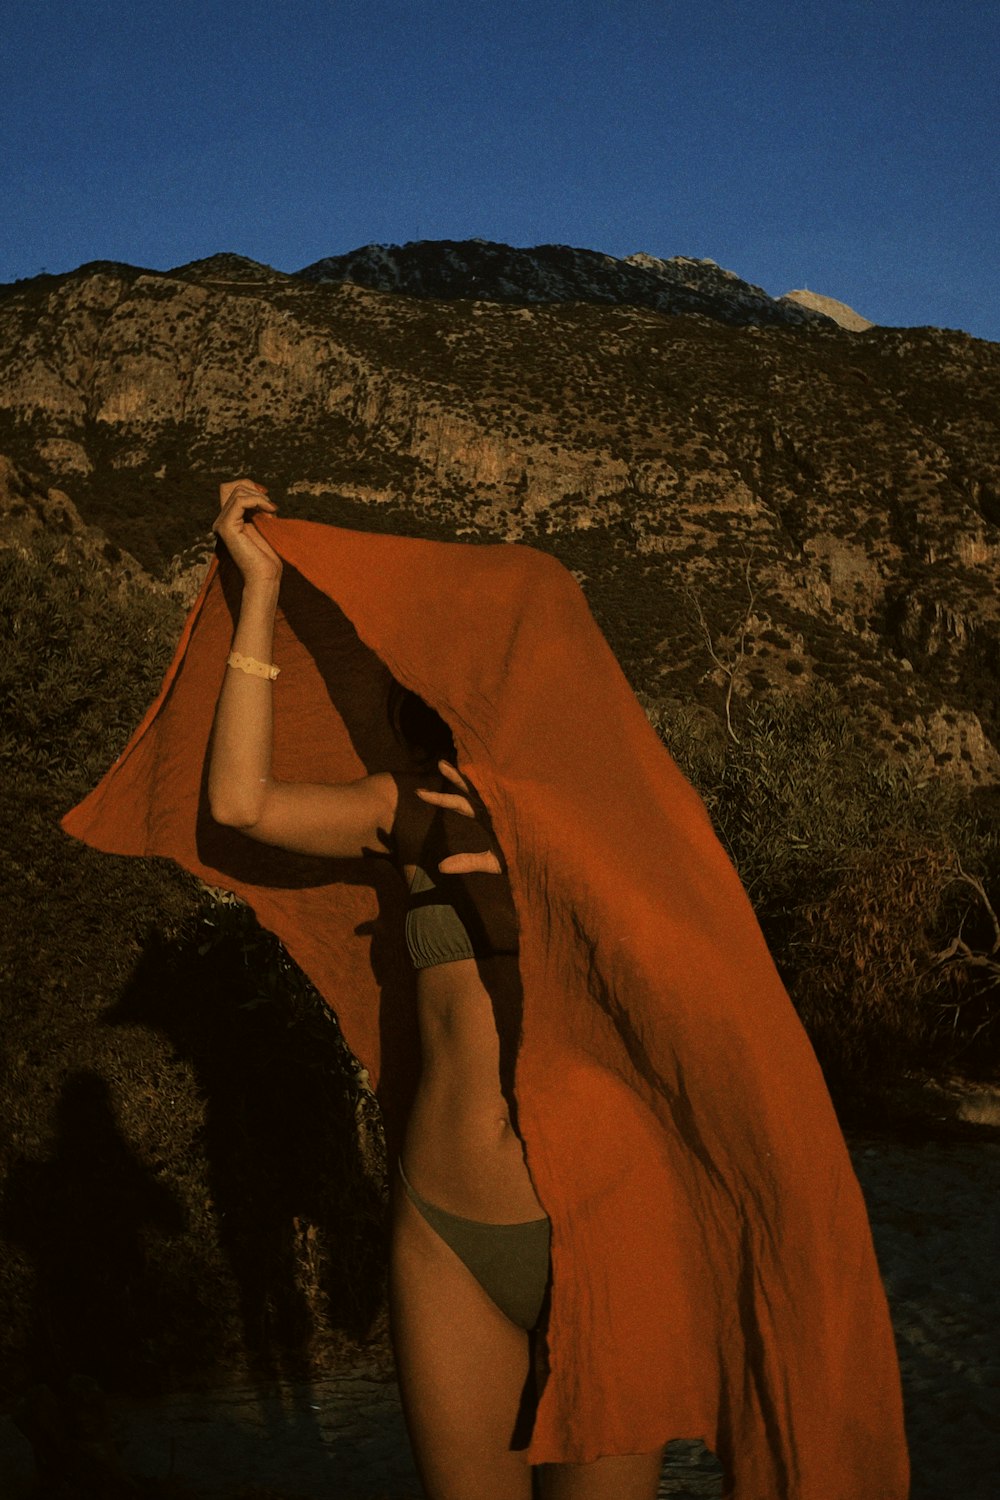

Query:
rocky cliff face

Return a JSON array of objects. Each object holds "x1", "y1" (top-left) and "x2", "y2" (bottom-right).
[{"x1": 1, "y1": 240, "x2": 998, "y2": 784}]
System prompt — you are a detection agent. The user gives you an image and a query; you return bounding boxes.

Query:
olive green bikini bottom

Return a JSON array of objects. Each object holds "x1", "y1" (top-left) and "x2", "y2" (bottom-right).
[{"x1": 398, "y1": 1158, "x2": 551, "y2": 1332}]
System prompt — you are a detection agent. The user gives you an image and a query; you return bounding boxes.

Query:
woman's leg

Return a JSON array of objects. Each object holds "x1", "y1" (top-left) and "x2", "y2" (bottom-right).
[
  {"x1": 389, "y1": 1177, "x2": 535, "y2": 1500},
  {"x1": 536, "y1": 1449, "x2": 665, "y2": 1500}
]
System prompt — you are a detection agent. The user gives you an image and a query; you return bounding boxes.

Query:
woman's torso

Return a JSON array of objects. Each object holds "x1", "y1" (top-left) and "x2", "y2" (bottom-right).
[{"x1": 391, "y1": 770, "x2": 544, "y2": 1222}]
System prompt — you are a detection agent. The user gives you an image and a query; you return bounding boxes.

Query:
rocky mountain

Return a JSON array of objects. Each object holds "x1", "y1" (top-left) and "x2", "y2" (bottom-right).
[
  {"x1": 1, "y1": 239, "x2": 998, "y2": 785},
  {"x1": 297, "y1": 238, "x2": 842, "y2": 329}
]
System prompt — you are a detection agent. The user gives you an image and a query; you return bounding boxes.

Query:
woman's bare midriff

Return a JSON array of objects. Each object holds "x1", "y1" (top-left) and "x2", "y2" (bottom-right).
[{"x1": 401, "y1": 951, "x2": 546, "y2": 1224}]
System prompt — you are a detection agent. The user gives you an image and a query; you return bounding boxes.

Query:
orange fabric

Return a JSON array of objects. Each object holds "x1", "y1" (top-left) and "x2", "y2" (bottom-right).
[{"x1": 61, "y1": 518, "x2": 908, "y2": 1496}]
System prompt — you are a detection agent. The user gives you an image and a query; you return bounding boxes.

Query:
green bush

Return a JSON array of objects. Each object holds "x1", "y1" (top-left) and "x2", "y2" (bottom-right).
[
  {"x1": 0, "y1": 787, "x2": 387, "y2": 1400},
  {"x1": 647, "y1": 686, "x2": 1000, "y2": 1081},
  {"x1": 0, "y1": 534, "x2": 183, "y2": 791}
]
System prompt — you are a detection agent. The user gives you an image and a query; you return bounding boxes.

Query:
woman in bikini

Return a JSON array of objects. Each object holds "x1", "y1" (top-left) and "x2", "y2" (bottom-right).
[{"x1": 208, "y1": 478, "x2": 666, "y2": 1500}]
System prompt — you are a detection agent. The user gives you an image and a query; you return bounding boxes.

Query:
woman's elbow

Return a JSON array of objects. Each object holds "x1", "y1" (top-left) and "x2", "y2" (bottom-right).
[{"x1": 208, "y1": 792, "x2": 261, "y2": 830}]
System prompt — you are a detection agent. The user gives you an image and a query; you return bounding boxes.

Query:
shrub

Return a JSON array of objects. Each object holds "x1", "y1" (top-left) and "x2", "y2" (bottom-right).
[
  {"x1": 791, "y1": 837, "x2": 997, "y2": 1082},
  {"x1": 0, "y1": 535, "x2": 182, "y2": 792},
  {"x1": 646, "y1": 685, "x2": 1000, "y2": 1081},
  {"x1": 0, "y1": 799, "x2": 387, "y2": 1399}
]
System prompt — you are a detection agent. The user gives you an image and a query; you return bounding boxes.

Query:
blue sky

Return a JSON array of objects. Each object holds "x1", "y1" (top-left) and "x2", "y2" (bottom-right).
[{"x1": 3, "y1": 0, "x2": 998, "y2": 340}]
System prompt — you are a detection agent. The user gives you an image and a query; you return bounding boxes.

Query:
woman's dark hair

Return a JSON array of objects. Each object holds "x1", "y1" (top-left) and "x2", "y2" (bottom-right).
[{"x1": 387, "y1": 681, "x2": 457, "y2": 768}]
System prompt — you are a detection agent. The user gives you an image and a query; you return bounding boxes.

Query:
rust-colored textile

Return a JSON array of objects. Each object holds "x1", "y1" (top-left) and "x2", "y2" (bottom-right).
[{"x1": 61, "y1": 518, "x2": 908, "y2": 1496}]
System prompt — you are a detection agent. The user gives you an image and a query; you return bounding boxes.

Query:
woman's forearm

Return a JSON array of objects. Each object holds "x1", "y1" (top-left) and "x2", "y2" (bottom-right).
[{"x1": 207, "y1": 578, "x2": 281, "y2": 826}]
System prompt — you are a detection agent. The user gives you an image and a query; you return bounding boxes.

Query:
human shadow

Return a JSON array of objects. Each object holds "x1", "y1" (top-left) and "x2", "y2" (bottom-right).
[
  {"x1": 0, "y1": 1070, "x2": 187, "y2": 1393},
  {"x1": 100, "y1": 915, "x2": 386, "y2": 1479}
]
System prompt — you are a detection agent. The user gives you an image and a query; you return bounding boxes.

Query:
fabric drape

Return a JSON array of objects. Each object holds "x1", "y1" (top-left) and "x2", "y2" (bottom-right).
[{"x1": 61, "y1": 517, "x2": 909, "y2": 1497}]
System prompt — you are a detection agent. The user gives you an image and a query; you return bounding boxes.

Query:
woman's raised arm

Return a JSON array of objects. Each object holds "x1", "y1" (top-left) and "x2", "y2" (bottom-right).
[{"x1": 207, "y1": 480, "x2": 398, "y2": 859}]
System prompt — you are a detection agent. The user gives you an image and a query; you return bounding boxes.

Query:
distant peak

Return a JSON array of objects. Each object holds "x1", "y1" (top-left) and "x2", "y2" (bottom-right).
[
  {"x1": 167, "y1": 253, "x2": 289, "y2": 283},
  {"x1": 782, "y1": 288, "x2": 873, "y2": 331}
]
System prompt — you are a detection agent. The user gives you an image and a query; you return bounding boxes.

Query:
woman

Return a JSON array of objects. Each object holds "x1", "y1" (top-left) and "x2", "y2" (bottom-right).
[
  {"x1": 61, "y1": 480, "x2": 908, "y2": 1500},
  {"x1": 207, "y1": 478, "x2": 664, "y2": 1499}
]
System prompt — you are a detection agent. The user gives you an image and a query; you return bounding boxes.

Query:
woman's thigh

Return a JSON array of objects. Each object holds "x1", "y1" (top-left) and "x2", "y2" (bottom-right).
[{"x1": 389, "y1": 1182, "x2": 535, "y2": 1500}]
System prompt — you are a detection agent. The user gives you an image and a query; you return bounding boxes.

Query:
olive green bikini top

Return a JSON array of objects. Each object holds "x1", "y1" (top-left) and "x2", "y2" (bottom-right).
[
  {"x1": 398, "y1": 777, "x2": 520, "y2": 971},
  {"x1": 405, "y1": 857, "x2": 520, "y2": 970}
]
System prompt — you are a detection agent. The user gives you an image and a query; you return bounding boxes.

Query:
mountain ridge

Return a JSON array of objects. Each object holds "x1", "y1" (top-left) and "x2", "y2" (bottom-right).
[
  {"x1": 4, "y1": 238, "x2": 877, "y2": 334},
  {"x1": 295, "y1": 238, "x2": 849, "y2": 330}
]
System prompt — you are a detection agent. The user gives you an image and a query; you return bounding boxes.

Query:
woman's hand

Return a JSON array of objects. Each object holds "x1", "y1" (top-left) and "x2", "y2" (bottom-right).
[
  {"x1": 416, "y1": 760, "x2": 503, "y2": 875},
  {"x1": 212, "y1": 479, "x2": 282, "y2": 587}
]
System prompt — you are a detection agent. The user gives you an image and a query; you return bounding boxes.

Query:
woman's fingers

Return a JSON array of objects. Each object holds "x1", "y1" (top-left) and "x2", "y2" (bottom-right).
[
  {"x1": 214, "y1": 481, "x2": 277, "y2": 532},
  {"x1": 212, "y1": 481, "x2": 279, "y2": 541},
  {"x1": 437, "y1": 851, "x2": 502, "y2": 876},
  {"x1": 415, "y1": 787, "x2": 474, "y2": 816},
  {"x1": 219, "y1": 478, "x2": 269, "y2": 509},
  {"x1": 437, "y1": 759, "x2": 468, "y2": 790},
  {"x1": 227, "y1": 493, "x2": 278, "y2": 523},
  {"x1": 418, "y1": 764, "x2": 503, "y2": 875},
  {"x1": 415, "y1": 763, "x2": 473, "y2": 813},
  {"x1": 212, "y1": 479, "x2": 282, "y2": 584}
]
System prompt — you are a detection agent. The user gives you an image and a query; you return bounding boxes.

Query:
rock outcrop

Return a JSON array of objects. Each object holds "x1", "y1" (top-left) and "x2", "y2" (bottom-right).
[{"x1": 781, "y1": 288, "x2": 873, "y2": 331}]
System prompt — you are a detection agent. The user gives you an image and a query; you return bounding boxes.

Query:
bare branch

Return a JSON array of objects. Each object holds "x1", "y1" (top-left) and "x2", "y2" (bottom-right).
[
  {"x1": 946, "y1": 860, "x2": 1000, "y2": 953},
  {"x1": 928, "y1": 855, "x2": 1000, "y2": 982},
  {"x1": 684, "y1": 545, "x2": 757, "y2": 746}
]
